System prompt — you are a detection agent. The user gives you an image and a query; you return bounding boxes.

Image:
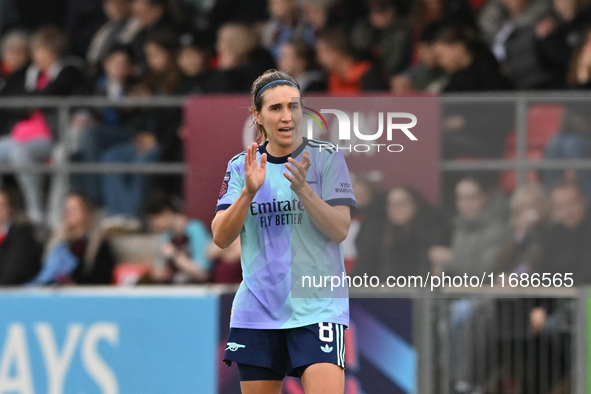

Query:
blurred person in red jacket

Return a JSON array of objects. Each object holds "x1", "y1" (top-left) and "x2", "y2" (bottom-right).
[{"x1": 316, "y1": 29, "x2": 385, "y2": 94}]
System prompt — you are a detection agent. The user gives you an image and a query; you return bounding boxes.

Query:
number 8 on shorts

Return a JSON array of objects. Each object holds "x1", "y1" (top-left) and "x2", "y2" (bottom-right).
[{"x1": 319, "y1": 322, "x2": 334, "y2": 342}]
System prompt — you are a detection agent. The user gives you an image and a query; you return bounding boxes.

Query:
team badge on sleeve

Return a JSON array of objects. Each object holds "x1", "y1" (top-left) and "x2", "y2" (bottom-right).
[{"x1": 219, "y1": 172, "x2": 231, "y2": 198}]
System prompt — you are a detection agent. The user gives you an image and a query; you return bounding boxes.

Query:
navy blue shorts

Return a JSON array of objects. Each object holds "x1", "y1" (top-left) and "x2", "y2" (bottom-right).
[{"x1": 223, "y1": 322, "x2": 346, "y2": 380}]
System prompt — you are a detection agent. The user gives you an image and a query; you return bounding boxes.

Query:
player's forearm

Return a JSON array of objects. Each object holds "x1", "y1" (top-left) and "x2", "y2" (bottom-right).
[
  {"x1": 295, "y1": 184, "x2": 350, "y2": 244},
  {"x1": 212, "y1": 188, "x2": 255, "y2": 248}
]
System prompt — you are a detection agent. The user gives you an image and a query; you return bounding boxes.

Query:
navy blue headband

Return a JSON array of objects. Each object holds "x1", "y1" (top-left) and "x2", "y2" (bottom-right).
[{"x1": 255, "y1": 80, "x2": 299, "y2": 101}]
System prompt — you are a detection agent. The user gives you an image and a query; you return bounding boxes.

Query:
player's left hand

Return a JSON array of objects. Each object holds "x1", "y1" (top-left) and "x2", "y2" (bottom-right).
[{"x1": 284, "y1": 150, "x2": 311, "y2": 192}]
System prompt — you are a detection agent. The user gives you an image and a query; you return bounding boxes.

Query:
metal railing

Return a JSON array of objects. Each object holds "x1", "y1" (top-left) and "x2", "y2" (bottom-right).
[
  {"x1": 440, "y1": 92, "x2": 591, "y2": 186},
  {"x1": 0, "y1": 96, "x2": 186, "y2": 175},
  {"x1": 413, "y1": 287, "x2": 589, "y2": 394},
  {"x1": 1, "y1": 92, "x2": 589, "y2": 224},
  {"x1": 1, "y1": 92, "x2": 590, "y2": 180}
]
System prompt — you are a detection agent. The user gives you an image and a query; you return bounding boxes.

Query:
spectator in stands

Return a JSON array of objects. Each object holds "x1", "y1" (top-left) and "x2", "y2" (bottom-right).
[
  {"x1": 299, "y1": 0, "x2": 335, "y2": 37},
  {"x1": 29, "y1": 193, "x2": 116, "y2": 285},
  {"x1": 312, "y1": 0, "x2": 369, "y2": 32},
  {"x1": 277, "y1": 40, "x2": 327, "y2": 92},
  {"x1": 129, "y1": 0, "x2": 178, "y2": 70},
  {"x1": 429, "y1": 174, "x2": 509, "y2": 277},
  {"x1": 101, "y1": 29, "x2": 182, "y2": 223},
  {"x1": 0, "y1": 30, "x2": 28, "y2": 82},
  {"x1": 433, "y1": 27, "x2": 514, "y2": 173},
  {"x1": 430, "y1": 174, "x2": 508, "y2": 393},
  {"x1": 298, "y1": 0, "x2": 367, "y2": 40},
  {"x1": 316, "y1": 29, "x2": 384, "y2": 94},
  {"x1": 534, "y1": 0, "x2": 591, "y2": 86},
  {"x1": 211, "y1": 23, "x2": 257, "y2": 92},
  {"x1": 25, "y1": 27, "x2": 89, "y2": 96},
  {"x1": 131, "y1": 28, "x2": 181, "y2": 96},
  {"x1": 478, "y1": 0, "x2": 555, "y2": 89},
  {"x1": 205, "y1": 0, "x2": 268, "y2": 39},
  {"x1": 376, "y1": 187, "x2": 450, "y2": 280},
  {"x1": 174, "y1": 31, "x2": 211, "y2": 95},
  {"x1": 434, "y1": 25, "x2": 514, "y2": 214},
  {"x1": 351, "y1": 0, "x2": 412, "y2": 76},
  {"x1": 0, "y1": 27, "x2": 88, "y2": 224},
  {"x1": 536, "y1": 179, "x2": 591, "y2": 284},
  {"x1": 567, "y1": 29, "x2": 591, "y2": 88},
  {"x1": 411, "y1": 0, "x2": 476, "y2": 36},
  {"x1": 527, "y1": 180, "x2": 587, "y2": 390},
  {"x1": 390, "y1": 24, "x2": 446, "y2": 93},
  {"x1": 434, "y1": 26, "x2": 512, "y2": 92},
  {"x1": 493, "y1": 183, "x2": 550, "y2": 275},
  {"x1": 65, "y1": 0, "x2": 107, "y2": 58},
  {"x1": 240, "y1": 39, "x2": 277, "y2": 93},
  {"x1": 71, "y1": 45, "x2": 137, "y2": 204},
  {"x1": 479, "y1": 0, "x2": 546, "y2": 44},
  {"x1": 542, "y1": 104, "x2": 591, "y2": 199},
  {"x1": 351, "y1": 177, "x2": 387, "y2": 277},
  {"x1": 207, "y1": 237, "x2": 242, "y2": 284},
  {"x1": 208, "y1": 23, "x2": 275, "y2": 93},
  {"x1": 86, "y1": 0, "x2": 142, "y2": 70},
  {"x1": 144, "y1": 192, "x2": 211, "y2": 284},
  {"x1": 0, "y1": 187, "x2": 43, "y2": 285},
  {"x1": 261, "y1": 0, "x2": 314, "y2": 60},
  {"x1": 0, "y1": 30, "x2": 30, "y2": 134}
]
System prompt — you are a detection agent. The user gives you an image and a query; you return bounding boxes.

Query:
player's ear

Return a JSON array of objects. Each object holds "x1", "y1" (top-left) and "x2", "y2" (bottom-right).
[{"x1": 253, "y1": 109, "x2": 263, "y2": 126}]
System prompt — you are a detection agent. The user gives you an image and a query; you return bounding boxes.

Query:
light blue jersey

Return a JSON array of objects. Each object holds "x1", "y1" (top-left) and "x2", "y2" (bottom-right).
[{"x1": 216, "y1": 138, "x2": 356, "y2": 329}]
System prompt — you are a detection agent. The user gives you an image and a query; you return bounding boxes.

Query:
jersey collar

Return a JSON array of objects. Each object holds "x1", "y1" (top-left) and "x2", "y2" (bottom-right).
[{"x1": 258, "y1": 137, "x2": 308, "y2": 164}]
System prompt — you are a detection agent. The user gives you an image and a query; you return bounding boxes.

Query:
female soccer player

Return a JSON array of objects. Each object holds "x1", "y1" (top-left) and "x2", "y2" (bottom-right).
[{"x1": 212, "y1": 70, "x2": 356, "y2": 394}]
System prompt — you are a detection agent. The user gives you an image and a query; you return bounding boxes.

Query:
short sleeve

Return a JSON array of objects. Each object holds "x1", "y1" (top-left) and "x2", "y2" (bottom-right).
[
  {"x1": 215, "y1": 154, "x2": 245, "y2": 214},
  {"x1": 321, "y1": 150, "x2": 357, "y2": 214}
]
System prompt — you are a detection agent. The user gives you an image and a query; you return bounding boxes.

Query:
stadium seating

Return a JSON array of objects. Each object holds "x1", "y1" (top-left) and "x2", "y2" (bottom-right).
[{"x1": 499, "y1": 104, "x2": 564, "y2": 192}]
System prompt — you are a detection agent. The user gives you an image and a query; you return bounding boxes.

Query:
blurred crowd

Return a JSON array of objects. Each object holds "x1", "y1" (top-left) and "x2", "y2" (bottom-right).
[
  {"x1": 348, "y1": 175, "x2": 591, "y2": 286},
  {"x1": 2, "y1": 168, "x2": 590, "y2": 289},
  {"x1": 347, "y1": 175, "x2": 586, "y2": 393},
  {"x1": 0, "y1": 0, "x2": 589, "y2": 288},
  {"x1": 0, "y1": 187, "x2": 242, "y2": 286},
  {"x1": 0, "y1": 0, "x2": 588, "y2": 224}
]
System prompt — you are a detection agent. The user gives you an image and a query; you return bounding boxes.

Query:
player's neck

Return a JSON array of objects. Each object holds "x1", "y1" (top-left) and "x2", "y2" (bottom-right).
[{"x1": 266, "y1": 137, "x2": 304, "y2": 158}]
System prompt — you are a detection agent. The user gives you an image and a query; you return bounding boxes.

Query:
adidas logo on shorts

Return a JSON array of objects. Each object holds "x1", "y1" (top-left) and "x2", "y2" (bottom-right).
[{"x1": 320, "y1": 344, "x2": 333, "y2": 353}]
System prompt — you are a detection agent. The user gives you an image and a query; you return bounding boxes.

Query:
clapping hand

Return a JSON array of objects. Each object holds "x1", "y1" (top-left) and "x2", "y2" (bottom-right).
[
  {"x1": 244, "y1": 142, "x2": 267, "y2": 195},
  {"x1": 284, "y1": 150, "x2": 311, "y2": 192}
]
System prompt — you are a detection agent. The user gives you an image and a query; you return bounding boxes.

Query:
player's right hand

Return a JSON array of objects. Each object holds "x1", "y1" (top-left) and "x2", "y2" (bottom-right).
[{"x1": 244, "y1": 142, "x2": 266, "y2": 195}]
